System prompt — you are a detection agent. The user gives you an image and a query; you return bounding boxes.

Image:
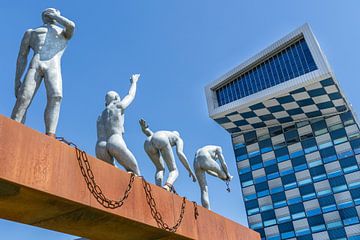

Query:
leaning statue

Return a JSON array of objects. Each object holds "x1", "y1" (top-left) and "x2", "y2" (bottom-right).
[
  {"x1": 139, "y1": 119, "x2": 196, "y2": 191},
  {"x1": 11, "y1": 8, "x2": 75, "y2": 137},
  {"x1": 96, "y1": 74, "x2": 141, "y2": 176},
  {"x1": 193, "y1": 145, "x2": 233, "y2": 210}
]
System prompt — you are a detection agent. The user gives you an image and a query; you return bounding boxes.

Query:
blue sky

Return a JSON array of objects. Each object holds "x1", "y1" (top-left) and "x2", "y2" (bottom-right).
[{"x1": 1, "y1": 1, "x2": 360, "y2": 239}]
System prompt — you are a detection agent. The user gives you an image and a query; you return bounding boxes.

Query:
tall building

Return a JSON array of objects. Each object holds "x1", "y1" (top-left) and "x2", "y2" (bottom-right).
[{"x1": 205, "y1": 24, "x2": 360, "y2": 239}]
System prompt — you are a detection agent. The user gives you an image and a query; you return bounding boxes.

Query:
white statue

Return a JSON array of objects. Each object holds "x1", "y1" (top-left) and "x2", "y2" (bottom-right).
[
  {"x1": 11, "y1": 8, "x2": 75, "y2": 137},
  {"x1": 139, "y1": 119, "x2": 196, "y2": 191},
  {"x1": 193, "y1": 145, "x2": 233, "y2": 210},
  {"x1": 95, "y1": 74, "x2": 141, "y2": 176}
]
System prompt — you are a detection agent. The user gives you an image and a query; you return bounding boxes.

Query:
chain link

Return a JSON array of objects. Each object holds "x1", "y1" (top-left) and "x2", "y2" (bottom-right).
[
  {"x1": 74, "y1": 147, "x2": 135, "y2": 209},
  {"x1": 192, "y1": 201, "x2": 199, "y2": 220},
  {"x1": 225, "y1": 180, "x2": 231, "y2": 192},
  {"x1": 141, "y1": 177, "x2": 186, "y2": 232}
]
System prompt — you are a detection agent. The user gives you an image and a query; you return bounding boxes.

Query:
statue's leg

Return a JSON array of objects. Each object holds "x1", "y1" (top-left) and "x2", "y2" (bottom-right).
[
  {"x1": 96, "y1": 140, "x2": 114, "y2": 165},
  {"x1": 144, "y1": 140, "x2": 164, "y2": 186},
  {"x1": 107, "y1": 134, "x2": 141, "y2": 176},
  {"x1": 11, "y1": 69, "x2": 42, "y2": 122},
  {"x1": 203, "y1": 158, "x2": 228, "y2": 180},
  {"x1": 194, "y1": 157, "x2": 210, "y2": 209},
  {"x1": 196, "y1": 169, "x2": 209, "y2": 209},
  {"x1": 160, "y1": 144, "x2": 179, "y2": 188},
  {"x1": 44, "y1": 67, "x2": 63, "y2": 136}
]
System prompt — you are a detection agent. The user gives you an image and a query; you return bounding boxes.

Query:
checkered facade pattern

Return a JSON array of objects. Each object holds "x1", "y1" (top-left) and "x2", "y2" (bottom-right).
[
  {"x1": 214, "y1": 78, "x2": 347, "y2": 134},
  {"x1": 205, "y1": 25, "x2": 360, "y2": 240},
  {"x1": 234, "y1": 110, "x2": 360, "y2": 239}
]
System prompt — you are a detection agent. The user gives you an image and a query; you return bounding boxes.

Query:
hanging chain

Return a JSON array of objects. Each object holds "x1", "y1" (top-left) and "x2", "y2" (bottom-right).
[
  {"x1": 225, "y1": 180, "x2": 231, "y2": 192},
  {"x1": 75, "y1": 147, "x2": 135, "y2": 209},
  {"x1": 56, "y1": 137, "x2": 199, "y2": 226},
  {"x1": 141, "y1": 177, "x2": 186, "y2": 232},
  {"x1": 192, "y1": 201, "x2": 199, "y2": 220},
  {"x1": 57, "y1": 137, "x2": 135, "y2": 209}
]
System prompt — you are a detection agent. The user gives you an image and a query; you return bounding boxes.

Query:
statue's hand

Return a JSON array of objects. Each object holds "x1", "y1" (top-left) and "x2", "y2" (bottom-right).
[
  {"x1": 44, "y1": 8, "x2": 61, "y2": 19},
  {"x1": 139, "y1": 118, "x2": 148, "y2": 129},
  {"x1": 130, "y1": 74, "x2": 140, "y2": 84},
  {"x1": 226, "y1": 174, "x2": 233, "y2": 181},
  {"x1": 189, "y1": 172, "x2": 197, "y2": 182}
]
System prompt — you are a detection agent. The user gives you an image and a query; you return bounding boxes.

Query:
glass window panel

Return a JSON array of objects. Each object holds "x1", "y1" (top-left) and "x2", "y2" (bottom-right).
[
  {"x1": 215, "y1": 38, "x2": 318, "y2": 106},
  {"x1": 269, "y1": 56, "x2": 280, "y2": 84},
  {"x1": 299, "y1": 39, "x2": 310, "y2": 72}
]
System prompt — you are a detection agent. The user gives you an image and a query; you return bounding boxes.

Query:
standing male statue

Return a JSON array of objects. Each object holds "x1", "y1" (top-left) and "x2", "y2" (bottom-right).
[
  {"x1": 139, "y1": 119, "x2": 196, "y2": 191},
  {"x1": 193, "y1": 145, "x2": 233, "y2": 210},
  {"x1": 96, "y1": 74, "x2": 141, "y2": 176},
  {"x1": 11, "y1": 8, "x2": 75, "y2": 137}
]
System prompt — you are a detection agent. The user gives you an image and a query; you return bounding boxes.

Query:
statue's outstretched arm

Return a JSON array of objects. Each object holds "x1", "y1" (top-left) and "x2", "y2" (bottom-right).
[
  {"x1": 118, "y1": 74, "x2": 140, "y2": 110},
  {"x1": 47, "y1": 10, "x2": 75, "y2": 39},
  {"x1": 176, "y1": 138, "x2": 196, "y2": 182},
  {"x1": 15, "y1": 29, "x2": 31, "y2": 98},
  {"x1": 139, "y1": 119, "x2": 153, "y2": 137},
  {"x1": 216, "y1": 147, "x2": 232, "y2": 180}
]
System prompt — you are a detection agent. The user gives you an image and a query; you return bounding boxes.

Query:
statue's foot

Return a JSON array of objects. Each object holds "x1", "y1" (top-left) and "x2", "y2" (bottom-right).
[
  {"x1": 162, "y1": 183, "x2": 172, "y2": 192},
  {"x1": 46, "y1": 133, "x2": 56, "y2": 138}
]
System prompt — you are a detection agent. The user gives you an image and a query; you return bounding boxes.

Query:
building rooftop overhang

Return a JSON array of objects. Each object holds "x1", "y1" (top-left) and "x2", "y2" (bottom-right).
[{"x1": 205, "y1": 24, "x2": 352, "y2": 135}]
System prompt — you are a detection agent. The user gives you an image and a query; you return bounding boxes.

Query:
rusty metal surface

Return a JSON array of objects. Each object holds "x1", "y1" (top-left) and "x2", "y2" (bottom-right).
[{"x1": 0, "y1": 115, "x2": 260, "y2": 240}]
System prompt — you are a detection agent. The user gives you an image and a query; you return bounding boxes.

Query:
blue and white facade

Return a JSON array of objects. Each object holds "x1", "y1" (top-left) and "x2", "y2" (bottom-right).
[{"x1": 205, "y1": 24, "x2": 360, "y2": 239}]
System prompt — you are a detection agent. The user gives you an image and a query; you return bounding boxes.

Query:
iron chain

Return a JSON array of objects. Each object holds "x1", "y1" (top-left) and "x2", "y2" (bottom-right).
[
  {"x1": 74, "y1": 147, "x2": 135, "y2": 209},
  {"x1": 192, "y1": 201, "x2": 199, "y2": 220},
  {"x1": 226, "y1": 180, "x2": 231, "y2": 192},
  {"x1": 141, "y1": 177, "x2": 186, "y2": 232},
  {"x1": 56, "y1": 136, "x2": 198, "y2": 230}
]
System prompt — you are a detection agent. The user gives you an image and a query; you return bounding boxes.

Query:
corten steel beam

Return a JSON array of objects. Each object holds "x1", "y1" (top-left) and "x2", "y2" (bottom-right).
[{"x1": 0, "y1": 115, "x2": 260, "y2": 240}]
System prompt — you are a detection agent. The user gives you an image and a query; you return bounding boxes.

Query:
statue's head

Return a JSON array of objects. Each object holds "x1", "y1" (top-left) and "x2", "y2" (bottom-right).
[
  {"x1": 172, "y1": 131, "x2": 180, "y2": 137},
  {"x1": 105, "y1": 91, "x2": 121, "y2": 106},
  {"x1": 42, "y1": 8, "x2": 60, "y2": 24}
]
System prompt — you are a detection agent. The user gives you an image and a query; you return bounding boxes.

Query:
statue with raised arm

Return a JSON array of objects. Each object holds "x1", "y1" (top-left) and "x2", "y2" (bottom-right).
[
  {"x1": 95, "y1": 74, "x2": 141, "y2": 176},
  {"x1": 139, "y1": 119, "x2": 196, "y2": 191},
  {"x1": 193, "y1": 145, "x2": 233, "y2": 210},
  {"x1": 11, "y1": 8, "x2": 75, "y2": 137}
]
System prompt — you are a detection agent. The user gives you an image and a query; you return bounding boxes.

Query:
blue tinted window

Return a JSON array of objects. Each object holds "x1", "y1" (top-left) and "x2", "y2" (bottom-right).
[
  {"x1": 259, "y1": 138, "x2": 272, "y2": 153},
  {"x1": 330, "y1": 128, "x2": 347, "y2": 145},
  {"x1": 320, "y1": 146, "x2": 337, "y2": 163},
  {"x1": 275, "y1": 147, "x2": 289, "y2": 162},
  {"x1": 261, "y1": 209, "x2": 276, "y2": 221},
  {"x1": 281, "y1": 173, "x2": 296, "y2": 184},
  {"x1": 340, "y1": 111, "x2": 355, "y2": 126},
  {"x1": 285, "y1": 130, "x2": 299, "y2": 144},
  {"x1": 328, "y1": 228, "x2": 346, "y2": 239},
  {"x1": 339, "y1": 207, "x2": 358, "y2": 219},
  {"x1": 289, "y1": 203, "x2": 305, "y2": 214},
  {"x1": 278, "y1": 222, "x2": 294, "y2": 233},
  {"x1": 265, "y1": 164, "x2": 279, "y2": 175},
  {"x1": 302, "y1": 138, "x2": 318, "y2": 153},
  {"x1": 240, "y1": 172, "x2": 252, "y2": 182},
  {"x1": 245, "y1": 199, "x2": 259, "y2": 209},
  {"x1": 216, "y1": 38, "x2": 318, "y2": 106},
  {"x1": 350, "y1": 138, "x2": 360, "y2": 154},
  {"x1": 299, "y1": 184, "x2": 315, "y2": 195}
]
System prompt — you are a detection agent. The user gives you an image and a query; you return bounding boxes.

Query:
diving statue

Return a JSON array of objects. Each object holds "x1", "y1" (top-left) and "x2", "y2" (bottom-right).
[
  {"x1": 96, "y1": 74, "x2": 141, "y2": 176},
  {"x1": 139, "y1": 119, "x2": 196, "y2": 191},
  {"x1": 11, "y1": 8, "x2": 75, "y2": 137},
  {"x1": 193, "y1": 145, "x2": 233, "y2": 210}
]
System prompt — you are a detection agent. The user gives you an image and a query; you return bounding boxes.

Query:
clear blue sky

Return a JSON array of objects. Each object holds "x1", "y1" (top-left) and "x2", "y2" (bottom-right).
[{"x1": 1, "y1": 1, "x2": 360, "y2": 239}]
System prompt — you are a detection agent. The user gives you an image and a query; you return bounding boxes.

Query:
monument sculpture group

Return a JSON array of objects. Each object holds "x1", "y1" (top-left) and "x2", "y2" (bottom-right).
[{"x1": 8, "y1": 8, "x2": 233, "y2": 210}]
